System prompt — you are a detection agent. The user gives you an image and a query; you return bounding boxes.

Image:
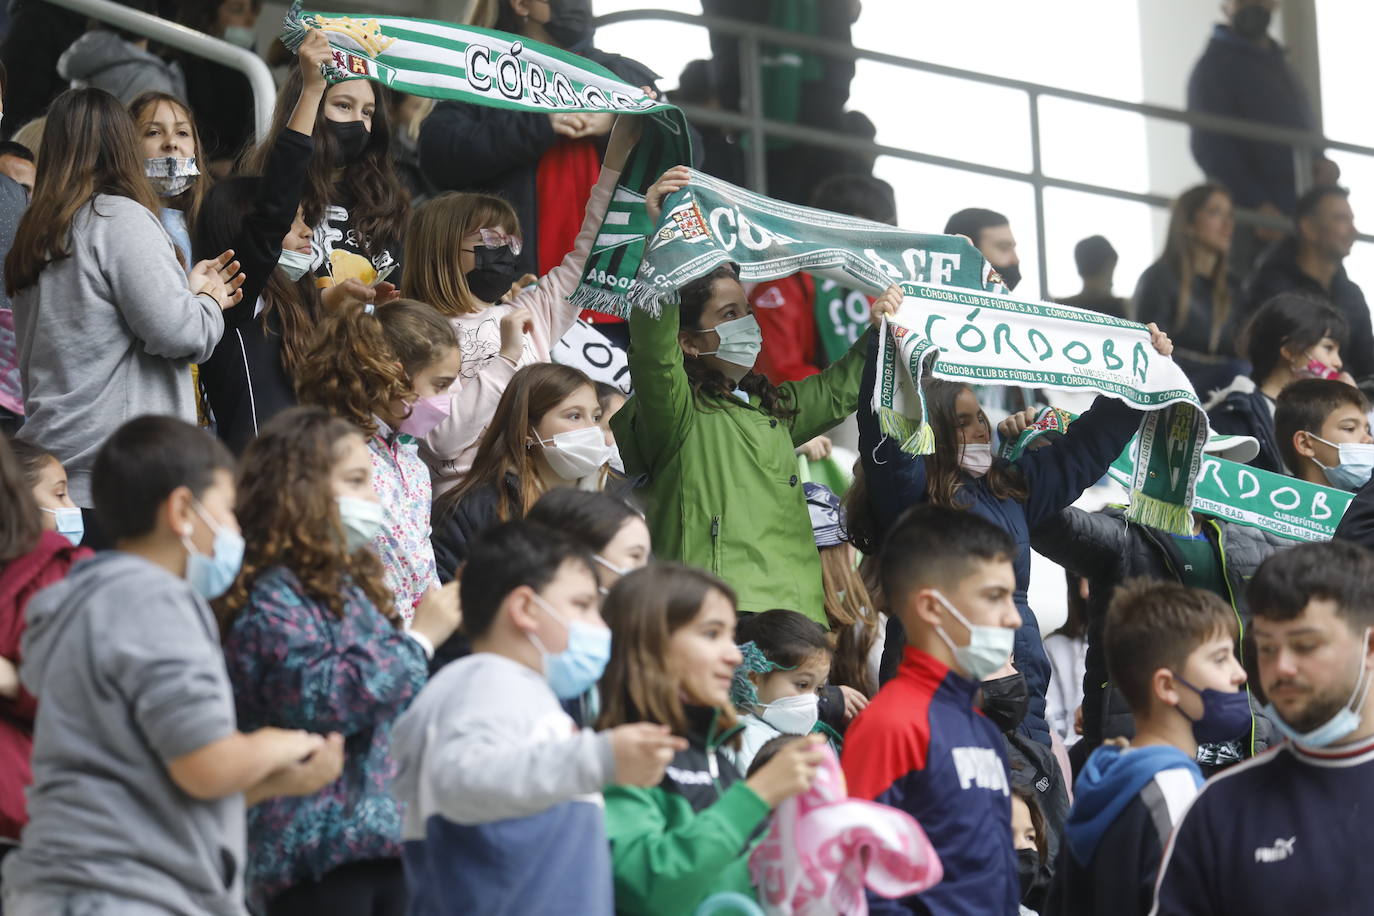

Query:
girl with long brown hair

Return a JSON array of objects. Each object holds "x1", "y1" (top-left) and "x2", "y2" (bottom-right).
[
  {"x1": 129, "y1": 89, "x2": 208, "y2": 268},
  {"x1": 402, "y1": 114, "x2": 642, "y2": 489},
  {"x1": 6, "y1": 87, "x2": 241, "y2": 525},
  {"x1": 613, "y1": 167, "x2": 903, "y2": 629},
  {"x1": 247, "y1": 42, "x2": 409, "y2": 292},
  {"x1": 217, "y1": 407, "x2": 458, "y2": 914},
  {"x1": 1133, "y1": 183, "x2": 1244, "y2": 396},
  {"x1": 192, "y1": 29, "x2": 389, "y2": 454},
  {"x1": 857, "y1": 320, "x2": 1176, "y2": 750},
  {"x1": 431, "y1": 362, "x2": 617, "y2": 577},
  {"x1": 597, "y1": 563, "x2": 826, "y2": 915},
  {"x1": 296, "y1": 298, "x2": 459, "y2": 620}
]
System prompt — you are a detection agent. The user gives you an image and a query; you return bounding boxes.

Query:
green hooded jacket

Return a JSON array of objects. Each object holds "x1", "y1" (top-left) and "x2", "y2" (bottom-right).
[
  {"x1": 611, "y1": 301, "x2": 872, "y2": 623},
  {"x1": 604, "y1": 710, "x2": 770, "y2": 915}
]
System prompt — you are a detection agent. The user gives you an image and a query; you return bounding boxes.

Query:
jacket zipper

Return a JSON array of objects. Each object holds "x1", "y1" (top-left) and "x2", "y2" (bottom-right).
[
  {"x1": 1208, "y1": 519, "x2": 1258, "y2": 757},
  {"x1": 710, "y1": 516, "x2": 722, "y2": 575}
]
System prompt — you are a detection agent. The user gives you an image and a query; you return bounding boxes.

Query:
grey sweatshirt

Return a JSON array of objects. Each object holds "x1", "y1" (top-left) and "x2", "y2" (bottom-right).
[
  {"x1": 57, "y1": 30, "x2": 187, "y2": 104},
  {"x1": 0, "y1": 552, "x2": 246, "y2": 915},
  {"x1": 13, "y1": 194, "x2": 224, "y2": 505}
]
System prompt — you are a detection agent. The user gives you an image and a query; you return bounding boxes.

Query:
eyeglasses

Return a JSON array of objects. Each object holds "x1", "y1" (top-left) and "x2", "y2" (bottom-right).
[{"x1": 467, "y1": 227, "x2": 523, "y2": 255}]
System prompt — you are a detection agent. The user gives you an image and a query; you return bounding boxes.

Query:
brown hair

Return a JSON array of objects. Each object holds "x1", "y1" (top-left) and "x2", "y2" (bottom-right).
[
  {"x1": 403, "y1": 192, "x2": 520, "y2": 315},
  {"x1": 1105, "y1": 578, "x2": 1237, "y2": 712},
  {"x1": 437, "y1": 363, "x2": 599, "y2": 523},
  {"x1": 128, "y1": 91, "x2": 208, "y2": 233},
  {"x1": 246, "y1": 68, "x2": 408, "y2": 260},
  {"x1": 596, "y1": 563, "x2": 741, "y2": 739},
  {"x1": 215, "y1": 407, "x2": 395, "y2": 633},
  {"x1": 7, "y1": 89, "x2": 163, "y2": 295},
  {"x1": 922, "y1": 378, "x2": 1028, "y2": 508},
  {"x1": 1161, "y1": 183, "x2": 1233, "y2": 354},
  {"x1": 1275, "y1": 377, "x2": 1371, "y2": 473},
  {"x1": 820, "y1": 545, "x2": 880, "y2": 697},
  {"x1": 678, "y1": 263, "x2": 799, "y2": 421},
  {"x1": 0, "y1": 436, "x2": 42, "y2": 563},
  {"x1": 296, "y1": 298, "x2": 458, "y2": 436}
]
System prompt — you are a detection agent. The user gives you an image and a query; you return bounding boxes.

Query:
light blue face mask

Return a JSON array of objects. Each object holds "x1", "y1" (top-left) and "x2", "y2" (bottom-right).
[
  {"x1": 1309, "y1": 434, "x2": 1374, "y2": 491},
  {"x1": 222, "y1": 25, "x2": 256, "y2": 49},
  {"x1": 1264, "y1": 628, "x2": 1373, "y2": 750},
  {"x1": 527, "y1": 592, "x2": 612, "y2": 699},
  {"x1": 337, "y1": 496, "x2": 387, "y2": 552},
  {"x1": 277, "y1": 247, "x2": 314, "y2": 282},
  {"x1": 181, "y1": 502, "x2": 244, "y2": 600},
  {"x1": 931, "y1": 590, "x2": 1015, "y2": 681},
  {"x1": 699, "y1": 315, "x2": 763, "y2": 369},
  {"x1": 41, "y1": 506, "x2": 84, "y2": 546}
]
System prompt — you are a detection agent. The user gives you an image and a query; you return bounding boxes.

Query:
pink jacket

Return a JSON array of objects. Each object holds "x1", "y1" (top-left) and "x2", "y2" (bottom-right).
[{"x1": 422, "y1": 166, "x2": 621, "y2": 493}]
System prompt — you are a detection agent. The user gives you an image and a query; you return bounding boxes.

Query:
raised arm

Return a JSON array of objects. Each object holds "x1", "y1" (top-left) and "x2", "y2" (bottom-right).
[{"x1": 612, "y1": 299, "x2": 696, "y2": 473}]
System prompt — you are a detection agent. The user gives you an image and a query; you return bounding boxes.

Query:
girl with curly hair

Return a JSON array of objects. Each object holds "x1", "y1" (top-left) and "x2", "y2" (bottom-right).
[
  {"x1": 296, "y1": 298, "x2": 459, "y2": 619},
  {"x1": 216, "y1": 406, "x2": 460, "y2": 914},
  {"x1": 608, "y1": 167, "x2": 901, "y2": 625}
]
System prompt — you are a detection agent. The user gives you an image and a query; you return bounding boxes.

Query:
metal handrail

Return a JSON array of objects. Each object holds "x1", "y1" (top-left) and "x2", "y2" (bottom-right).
[
  {"x1": 596, "y1": 8, "x2": 1374, "y2": 298},
  {"x1": 43, "y1": 0, "x2": 277, "y2": 142}
]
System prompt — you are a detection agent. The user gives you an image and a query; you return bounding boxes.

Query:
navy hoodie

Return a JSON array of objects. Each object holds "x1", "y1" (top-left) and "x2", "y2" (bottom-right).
[{"x1": 1046, "y1": 744, "x2": 1201, "y2": 916}]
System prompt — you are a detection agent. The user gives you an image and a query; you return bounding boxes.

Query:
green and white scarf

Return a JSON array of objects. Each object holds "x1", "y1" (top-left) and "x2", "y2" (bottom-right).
[
  {"x1": 279, "y1": 3, "x2": 691, "y2": 314},
  {"x1": 632, "y1": 168, "x2": 1000, "y2": 314},
  {"x1": 1003, "y1": 407, "x2": 1350, "y2": 541},
  {"x1": 879, "y1": 282, "x2": 1209, "y2": 535},
  {"x1": 1109, "y1": 443, "x2": 1350, "y2": 541}
]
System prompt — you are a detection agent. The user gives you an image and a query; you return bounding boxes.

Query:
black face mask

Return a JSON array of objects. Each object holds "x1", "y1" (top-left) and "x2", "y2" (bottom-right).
[
  {"x1": 981, "y1": 672, "x2": 1030, "y2": 733},
  {"x1": 1017, "y1": 847, "x2": 1051, "y2": 904},
  {"x1": 543, "y1": 0, "x2": 593, "y2": 49},
  {"x1": 994, "y1": 261, "x2": 1022, "y2": 292},
  {"x1": 1232, "y1": 5, "x2": 1272, "y2": 40},
  {"x1": 326, "y1": 119, "x2": 370, "y2": 167},
  {"x1": 465, "y1": 244, "x2": 519, "y2": 303}
]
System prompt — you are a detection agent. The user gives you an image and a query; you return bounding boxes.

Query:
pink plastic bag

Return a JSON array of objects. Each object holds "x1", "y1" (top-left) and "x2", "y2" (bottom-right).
[{"x1": 749, "y1": 745, "x2": 942, "y2": 915}]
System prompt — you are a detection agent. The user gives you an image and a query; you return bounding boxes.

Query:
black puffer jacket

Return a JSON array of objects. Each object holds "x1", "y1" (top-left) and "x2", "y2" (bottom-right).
[{"x1": 1032, "y1": 506, "x2": 1291, "y2": 768}]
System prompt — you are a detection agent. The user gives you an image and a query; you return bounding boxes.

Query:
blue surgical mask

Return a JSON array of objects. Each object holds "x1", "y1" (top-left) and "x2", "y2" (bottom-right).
[
  {"x1": 41, "y1": 506, "x2": 84, "y2": 546},
  {"x1": 337, "y1": 496, "x2": 387, "y2": 551},
  {"x1": 1174, "y1": 674, "x2": 1252, "y2": 744},
  {"x1": 699, "y1": 315, "x2": 763, "y2": 369},
  {"x1": 277, "y1": 247, "x2": 314, "y2": 281},
  {"x1": 1309, "y1": 434, "x2": 1374, "y2": 491},
  {"x1": 931, "y1": 590, "x2": 1015, "y2": 681},
  {"x1": 1264, "y1": 628, "x2": 1373, "y2": 750},
  {"x1": 527, "y1": 592, "x2": 612, "y2": 699},
  {"x1": 181, "y1": 502, "x2": 244, "y2": 600}
]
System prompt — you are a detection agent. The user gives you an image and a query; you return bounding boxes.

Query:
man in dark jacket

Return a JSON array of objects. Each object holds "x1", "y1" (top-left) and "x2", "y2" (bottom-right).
[
  {"x1": 1186, "y1": 0, "x2": 1314, "y2": 222},
  {"x1": 1334, "y1": 475, "x2": 1374, "y2": 547},
  {"x1": 1033, "y1": 505, "x2": 1288, "y2": 772},
  {"x1": 1245, "y1": 186, "x2": 1374, "y2": 388}
]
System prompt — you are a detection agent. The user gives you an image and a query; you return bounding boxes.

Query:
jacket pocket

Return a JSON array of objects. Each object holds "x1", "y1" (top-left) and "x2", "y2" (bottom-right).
[{"x1": 710, "y1": 515, "x2": 722, "y2": 575}]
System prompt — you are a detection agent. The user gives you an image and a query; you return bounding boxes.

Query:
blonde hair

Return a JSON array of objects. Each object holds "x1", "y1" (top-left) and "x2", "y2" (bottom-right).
[
  {"x1": 11, "y1": 117, "x2": 44, "y2": 164},
  {"x1": 402, "y1": 191, "x2": 520, "y2": 316}
]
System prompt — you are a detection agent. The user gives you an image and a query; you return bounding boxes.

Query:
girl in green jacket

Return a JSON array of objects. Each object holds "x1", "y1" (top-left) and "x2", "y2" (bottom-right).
[
  {"x1": 610, "y1": 167, "x2": 900, "y2": 624},
  {"x1": 597, "y1": 563, "x2": 826, "y2": 915}
]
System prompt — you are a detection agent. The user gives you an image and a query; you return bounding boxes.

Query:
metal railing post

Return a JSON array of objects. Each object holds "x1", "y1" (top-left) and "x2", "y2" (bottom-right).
[
  {"x1": 43, "y1": 0, "x2": 278, "y2": 142},
  {"x1": 739, "y1": 33, "x2": 768, "y2": 195},
  {"x1": 1028, "y1": 89, "x2": 1050, "y2": 301}
]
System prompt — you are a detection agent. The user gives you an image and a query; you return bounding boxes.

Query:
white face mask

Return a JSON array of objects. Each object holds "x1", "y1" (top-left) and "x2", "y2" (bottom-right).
[
  {"x1": 277, "y1": 247, "x2": 314, "y2": 281},
  {"x1": 960, "y1": 442, "x2": 994, "y2": 478},
  {"x1": 699, "y1": 315, "x2": 763, "y2": 369},
  {"x1": 145, "y1": 156, "x2": 199, "y2": 198},
  {"x1": 932, "y1": 590, "x2": 1015, "y2": 681},
  {"x1": 760, "y1": 692, "x2": 820, "y2": 735},
  {"x1": 1308, "y1": 433, "x2": 1374, "y2": 491},
  {"x1": 538, "y1": 425, "x2": 611, "y2": 480}
]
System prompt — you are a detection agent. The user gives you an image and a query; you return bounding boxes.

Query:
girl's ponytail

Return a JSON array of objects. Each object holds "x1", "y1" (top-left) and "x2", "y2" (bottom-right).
[{"x1": 296, "y1": 302, "x2": 411, "y2": 434}]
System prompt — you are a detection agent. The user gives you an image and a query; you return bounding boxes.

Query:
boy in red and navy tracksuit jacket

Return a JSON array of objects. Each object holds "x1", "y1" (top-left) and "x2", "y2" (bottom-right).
[{"x1": 843, "y1": 504, "x2": 1022, "y2": 915}]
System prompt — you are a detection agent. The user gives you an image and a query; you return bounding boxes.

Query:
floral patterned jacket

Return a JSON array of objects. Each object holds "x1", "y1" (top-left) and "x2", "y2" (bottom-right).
[
  {"x1": 222, "y1": 565, "x2": 428, "y2": 910},
  {"x1": 368, "y1": 419, "x2": 439, "y2": 620}
]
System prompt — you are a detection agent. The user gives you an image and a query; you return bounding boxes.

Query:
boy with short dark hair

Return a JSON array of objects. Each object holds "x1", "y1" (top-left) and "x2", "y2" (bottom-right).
[
  {"x1": 842, "y1": 503, "x2": 1022, "y2": 914},
  {"x1": 1274, "y1": 377, "x2": 1372, "y2": 488},
  {"x1": 390, "y1": 520, "x2": 685, "y2": 914},
  {"x1": 1045, "y1": 579, "x2": 1247, "y2": 916},
  {"x1": 1, "y1": 416, "x2": 341, "y2": 915}
]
